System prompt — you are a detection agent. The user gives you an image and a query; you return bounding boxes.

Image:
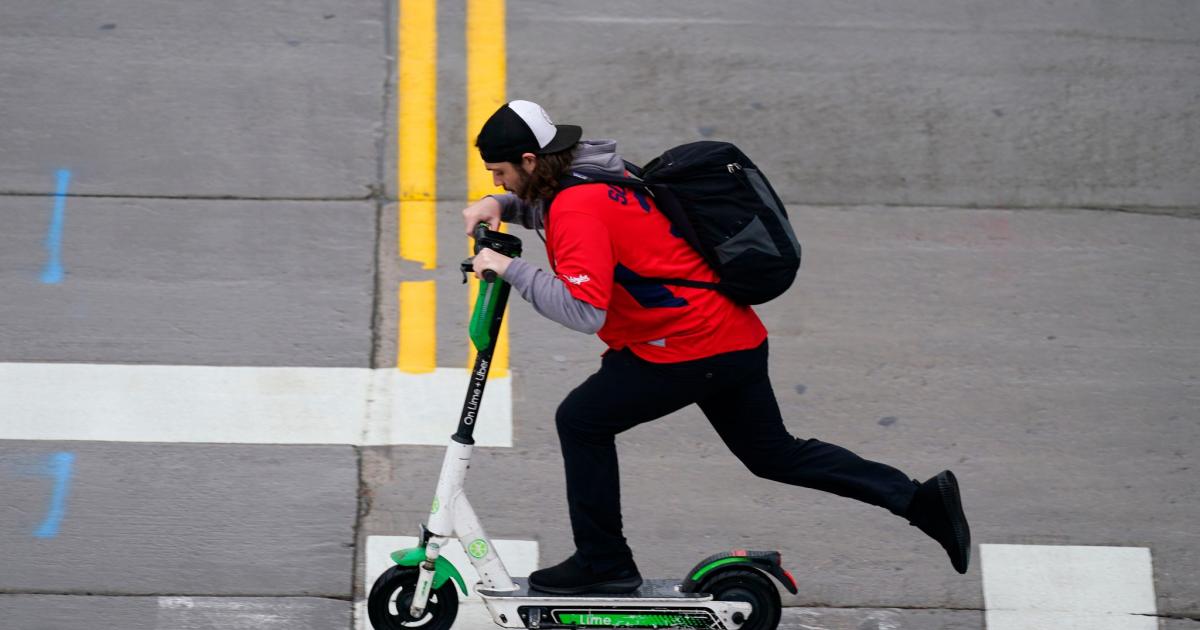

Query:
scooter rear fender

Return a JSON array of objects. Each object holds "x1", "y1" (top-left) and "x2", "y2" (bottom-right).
[{"x1": 681, "y1": 549, "x2": 799, "y2": 595}]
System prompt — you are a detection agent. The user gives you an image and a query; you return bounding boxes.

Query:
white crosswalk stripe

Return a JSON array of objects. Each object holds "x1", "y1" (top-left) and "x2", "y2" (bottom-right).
[
  {"x1": 0, "y1": 362, "x2": 513, "y2": 447},
  {"x1": 982, "y1": 544, "x2": 1157, "y2": 630}
]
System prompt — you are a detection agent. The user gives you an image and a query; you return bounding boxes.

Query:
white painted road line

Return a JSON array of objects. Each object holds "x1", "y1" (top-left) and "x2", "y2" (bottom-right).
[
  {"x1": 0, "y1": 363, "x2": 512, "y2": 447},
  {"x1": 981, "y1": 544, "x2": 1157, "y2": 630},
  {"x1": 358, "y1": 535, "x2": 539, "y2": 630}
]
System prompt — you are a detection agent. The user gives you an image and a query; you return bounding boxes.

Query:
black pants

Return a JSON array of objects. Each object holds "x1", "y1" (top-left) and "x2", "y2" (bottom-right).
[{"x1": 555, "y1": 340, "x2": 918, "y2": 571}]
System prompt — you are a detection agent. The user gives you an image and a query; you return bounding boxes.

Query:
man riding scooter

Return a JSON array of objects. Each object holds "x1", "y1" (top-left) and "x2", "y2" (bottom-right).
[{"x1": 462, "y1": 99, "x2": 971, "y2": 594}]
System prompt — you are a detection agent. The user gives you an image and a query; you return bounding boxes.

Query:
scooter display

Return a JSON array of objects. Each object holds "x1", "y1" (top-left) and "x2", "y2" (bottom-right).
[{"x1": 368, "y1": 226, "x2": 797, "y2": 630}]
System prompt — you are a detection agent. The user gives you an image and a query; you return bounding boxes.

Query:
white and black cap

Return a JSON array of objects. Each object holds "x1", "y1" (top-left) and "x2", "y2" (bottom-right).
[{"x1": 476, "y1": 100, "x2": 582, "y2": 163}]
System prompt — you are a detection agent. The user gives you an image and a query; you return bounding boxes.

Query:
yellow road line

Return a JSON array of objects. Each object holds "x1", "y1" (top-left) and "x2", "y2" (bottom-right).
[
  {"x1": 398, "y1": 281, "x2": 437, "y2": 373},
  {"x1": 466, "y1": 0, "x2": 506, "y2": 202},
  {"x1": 397, "y1": 0, "x2": 438, "y2": 373},
  {"x1": 399, "y1": 0, "x2": 438, "y2": 270},
  {"x1": 466, "y1": 0, "x2": 509, "y2": 377}
]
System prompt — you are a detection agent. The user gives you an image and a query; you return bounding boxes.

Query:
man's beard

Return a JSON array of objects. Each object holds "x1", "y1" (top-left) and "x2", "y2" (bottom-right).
[{"x1": 511, "y1": 167, "x2": 534, "y2": 202}]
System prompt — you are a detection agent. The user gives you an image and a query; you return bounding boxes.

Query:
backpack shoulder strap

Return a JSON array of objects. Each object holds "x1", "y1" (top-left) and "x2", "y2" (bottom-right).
[
  {"x1": 558, "y1": 170, "x2": 648, "y2": 191},
  {"x1": 551, "y1": 170, "x2": 645, "y2": 212},
  {"x1": 557, "y1": 172, "x2": 697, "y2": 252}
]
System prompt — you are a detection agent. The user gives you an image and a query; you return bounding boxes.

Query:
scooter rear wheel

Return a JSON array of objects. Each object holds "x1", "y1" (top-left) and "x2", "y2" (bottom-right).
[
  {"x1": 703, "y1": 568, "x2": 782, "y2": 630},
  {"x1": 368, "y1": 565, "x2": 459, "y2": 630}
]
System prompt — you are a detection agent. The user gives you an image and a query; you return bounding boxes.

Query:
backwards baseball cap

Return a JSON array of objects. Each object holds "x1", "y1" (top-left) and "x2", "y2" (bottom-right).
[{"x1": 475, "y1": 100, "x2": 582, "y2": 163}]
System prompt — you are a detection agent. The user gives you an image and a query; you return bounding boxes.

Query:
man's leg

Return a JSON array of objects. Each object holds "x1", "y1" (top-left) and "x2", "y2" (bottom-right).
[
  {"x1": 697, "y1": 344, "x2": 917, "y2": 515},
  {"x1": 533, "y1": 349, "x2": 700, "y2": 592},
  {"x1": 697, "y1": 342, "x2": 970, "y2": 572}
]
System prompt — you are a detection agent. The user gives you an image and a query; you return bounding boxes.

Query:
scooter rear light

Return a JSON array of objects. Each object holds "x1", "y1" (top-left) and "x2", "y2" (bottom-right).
[{"x1": 782, "y1": 569, "x2": 798, "y2": 592}]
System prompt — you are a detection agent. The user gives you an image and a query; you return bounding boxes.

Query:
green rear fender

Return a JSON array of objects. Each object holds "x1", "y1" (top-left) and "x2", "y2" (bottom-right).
[
  {"x1": 391, "y1": 547, "x2": 469, "y2": 596},
  {"x1": 680, "y1": 550, "x2": 798, "y2": 595}
]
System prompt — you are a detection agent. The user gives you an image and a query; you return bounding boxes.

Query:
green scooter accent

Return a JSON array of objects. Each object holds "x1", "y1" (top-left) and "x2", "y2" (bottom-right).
[
  {"x1": 469, "y1": 279, "x2": 502, "y2": 352},
  {"x1": 681, "y1": 550, "x2": 798, "y2": 595},
  {"x1": 689, "y1": 556, "x2": 752, "y2": 582},
  {"x1": 462, "y1": 226, "x2": 523, "y2": 352},
  {"x1": 390, "y1": 547, "x2": 469, "y2": 596}
]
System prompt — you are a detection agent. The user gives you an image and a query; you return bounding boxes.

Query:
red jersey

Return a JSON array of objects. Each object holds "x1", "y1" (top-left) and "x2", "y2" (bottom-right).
[{"x1": 544, "y1": 182, "x2": 767, "y2": 363}]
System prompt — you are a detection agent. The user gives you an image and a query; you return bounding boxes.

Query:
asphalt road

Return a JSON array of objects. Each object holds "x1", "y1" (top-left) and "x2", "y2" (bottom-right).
[{"x1": 1, "y1": 1, "x2": 1197, "y2": 629}]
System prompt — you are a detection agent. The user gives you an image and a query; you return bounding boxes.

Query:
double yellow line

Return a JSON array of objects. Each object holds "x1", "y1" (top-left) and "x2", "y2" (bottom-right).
[{"x1": 397, "y1": 0, "x2": 509, "y2": 376}]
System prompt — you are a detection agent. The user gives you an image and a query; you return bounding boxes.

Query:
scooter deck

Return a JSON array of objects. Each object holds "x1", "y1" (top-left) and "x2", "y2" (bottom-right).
[
  {"x1": 478, "y1": 578, "x2": 708, "y2": 600},
  {"x1": 477, "y1": 579, "x2": 743, "y2": 630}
]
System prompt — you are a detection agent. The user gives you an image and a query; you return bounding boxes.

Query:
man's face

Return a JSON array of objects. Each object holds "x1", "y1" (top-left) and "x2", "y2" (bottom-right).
[{"x1": 484, "y1": 154, "x2": 536, "y2": 197}]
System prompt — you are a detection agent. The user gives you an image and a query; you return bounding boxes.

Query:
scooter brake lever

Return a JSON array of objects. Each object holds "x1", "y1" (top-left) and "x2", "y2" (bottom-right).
[{"x1": 460, "y1": 257, "x2": 474, "y2": 284}]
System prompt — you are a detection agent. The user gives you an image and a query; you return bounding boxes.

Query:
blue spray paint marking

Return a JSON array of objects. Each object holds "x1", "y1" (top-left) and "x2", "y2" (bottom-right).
[
  {"x1": 40, "y1": 169, "x2": 72, "y2": 284},
  {"x1": 34, "y1": 452, "x2": 75, "y2": 538}
]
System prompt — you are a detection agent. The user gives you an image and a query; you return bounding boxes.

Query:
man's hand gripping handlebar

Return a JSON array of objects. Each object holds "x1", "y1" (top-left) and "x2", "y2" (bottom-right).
[{"x1": 461, "y1": 224, "x2": 522, "y2": 284}]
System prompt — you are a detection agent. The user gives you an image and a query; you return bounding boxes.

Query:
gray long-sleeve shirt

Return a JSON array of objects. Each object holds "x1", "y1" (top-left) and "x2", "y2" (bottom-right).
[{"x1": 492, "y1": 139, "x2": 628, "y2": 334}]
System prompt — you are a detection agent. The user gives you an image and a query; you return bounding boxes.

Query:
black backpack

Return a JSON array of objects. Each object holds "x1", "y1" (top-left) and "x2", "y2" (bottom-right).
[{"x1": 560, "y1": 141, "x2": 801, "y2": 305}]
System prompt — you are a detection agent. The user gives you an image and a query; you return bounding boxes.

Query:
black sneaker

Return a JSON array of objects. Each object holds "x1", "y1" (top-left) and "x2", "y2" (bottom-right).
[
  {"x1": 528, "y1": 555, "x2": 643, "y2": 594},
  {"x1": 905, "y1": 470, "x2": 971, "y2": 574}
]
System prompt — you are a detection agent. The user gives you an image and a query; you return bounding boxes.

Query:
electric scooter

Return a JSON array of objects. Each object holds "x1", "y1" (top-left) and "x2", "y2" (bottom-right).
[{"x1": 368, "y1": 226, "x2": 798, "y2": 630}]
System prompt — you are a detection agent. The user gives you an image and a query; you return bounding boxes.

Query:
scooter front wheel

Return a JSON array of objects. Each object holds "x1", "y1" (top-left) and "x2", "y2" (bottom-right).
[
  {"x1": 368, "y1": 565, "x2": 459, "y2": 630},
  {"x1": 703, "y1": 569, "x2": 782, "y2": 630}
]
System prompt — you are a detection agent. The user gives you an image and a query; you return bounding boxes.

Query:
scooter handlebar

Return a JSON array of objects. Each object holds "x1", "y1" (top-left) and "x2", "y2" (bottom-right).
[
  {"x1": 472, "y1": 222, "x2": 491, "y2": 243},
  {"x1": 467, "y1": 224, "x2": 523, "y2": 284},
  {"x1": 462, "y1": 224, "x2": 502, "y2": 284}
]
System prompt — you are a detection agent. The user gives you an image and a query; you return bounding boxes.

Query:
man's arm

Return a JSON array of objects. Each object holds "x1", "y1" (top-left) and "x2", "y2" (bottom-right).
[
  {"x1": 489, "y1": 193, "x2": 545, "y2": 229},
  {"x1": 502, "y1": 258, "x2": 605, "y2": 334}
]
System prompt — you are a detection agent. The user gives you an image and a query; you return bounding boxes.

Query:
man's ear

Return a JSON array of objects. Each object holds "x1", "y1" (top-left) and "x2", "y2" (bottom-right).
[{"x1": 521, "y1": 153, "x2": 538, "y2": 174}]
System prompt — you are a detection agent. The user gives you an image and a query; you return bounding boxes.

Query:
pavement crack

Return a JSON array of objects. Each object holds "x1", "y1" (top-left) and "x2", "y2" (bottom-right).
[
  {"x1": 0, "y1": 191, "x2": 378, "y2": 203},
  {"x1": 1133, "y1": 611, "x2": 1200, "y2": 622},
  {"x1": 8, "y1": 190, "x2": 1189, "y2": 218},
  {"x1": 369, "y1": 197, "x2": 385, "y2": 370},
  {"x1": 353, "y1": 444, "x2": 373, "y2": 603},
  {"x1": 792, "y1": 603, "x2": 985, "y2": 613}
]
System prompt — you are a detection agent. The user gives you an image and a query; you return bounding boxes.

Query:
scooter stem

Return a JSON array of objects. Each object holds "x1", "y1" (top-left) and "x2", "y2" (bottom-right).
[{"x1": 455, "y1": 226, "x2": 521, "y2": 445}]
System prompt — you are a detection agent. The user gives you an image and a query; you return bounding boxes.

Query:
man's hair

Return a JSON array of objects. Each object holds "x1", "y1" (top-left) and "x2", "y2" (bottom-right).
[{"x1": 519, "y1": 146, "x2": 577, "y2": 203}]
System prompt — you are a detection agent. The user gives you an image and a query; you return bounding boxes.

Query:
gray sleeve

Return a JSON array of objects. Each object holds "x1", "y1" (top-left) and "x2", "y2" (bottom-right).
[
  {"x1": 490, "y1": 194, "x2": 545, "y2": 229},
  {"x1": 502, "y1": 258, "x2": 605, "y2": 334}
]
